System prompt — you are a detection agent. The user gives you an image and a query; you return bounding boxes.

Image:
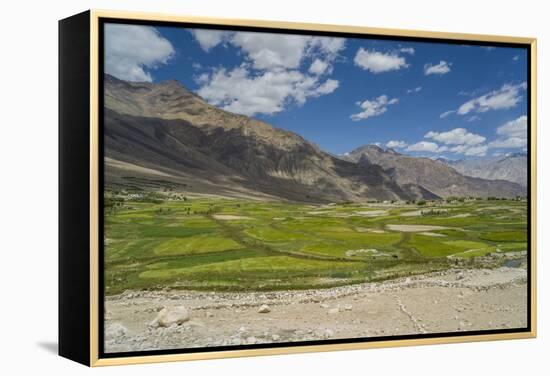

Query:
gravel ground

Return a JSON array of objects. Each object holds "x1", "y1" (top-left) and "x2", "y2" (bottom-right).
[{"x1": 104, "y1": 266, "x2": 528, "y2": 353}]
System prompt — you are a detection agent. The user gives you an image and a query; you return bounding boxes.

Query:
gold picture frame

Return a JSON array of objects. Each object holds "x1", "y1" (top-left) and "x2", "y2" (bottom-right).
[{"x1": 59, "y1": 9, "x2": 537, "y2": 367}]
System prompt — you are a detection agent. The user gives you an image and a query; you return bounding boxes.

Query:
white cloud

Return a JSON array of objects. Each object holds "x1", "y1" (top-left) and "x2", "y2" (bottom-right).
[
  {"x1": 315, "y1": 79, "x2": 339, "y2": 95},
  {"x1": 488, "y1": 116, "x2": 527, "y2": 149},
  {"x1": 407, "y1": 86, "x2": 422, "y2": 94},
  {"x1": 425, "y1": 128, "x2": 486, "y2": 146},
  {"x1": 386, "y1": 140, "x2": 408, "y2": 149},
  {"x1": 197, "y1": 66, "x2": 339, "y2": 116},
  {"x1": 309, "y1": 59, "x2": 329, "y2": 75},
  {"x1": 309, "y1": 37, "x2": 346, "y2": 56},
  {"x1": 440, "y1": 110, "x2": 455, "y2": 119},
  {"x1": 227, "y1": 33, "x2": 344, "y2": 72},
  {"x1": 191, "y1": 29, "x2": 231, "y2": 51},
  {"x1": 194, "y1": 72, "x2": 210, "y2": 85},
  {"x1": 406, "y1": 141, "x2": 448, "y2": 153},
  {"x1": 424, "y1": 61, "x2": 451, "y2": 75},
  {"x1": 457, "y1": 82, "x2": 527, "y2": 115},
  {"x1": 449, "y1": 144, "x2": 488, "y2": 156},
  {"x1": 353, "y1": 48, "x2": 408, "y2": 73},
  {"x1": 497, "y1": 115, "x2": 527, "y2": 139},
  {"x1": 195, "y1": 32, "x2": 345, "y2": 116},
  {"x1": 231, "y1": 32, "x2": 310, "y2": 70},
  {"x1": 350, "y1": 95, "x2": 399, "y2": 121},
  {"x1": 467, "y1": 115, "x2": 481, "y2": 122},
  {"x1": 489, "y1": 137, "x2": 526, "y2": 149},
  {"x1": 400, "y1": 47, "x2": 415, "y2": 55},
  {"x1": 421, "y1": 127, "x2": 488, "y2": 156},
  {"x1": 105, "y1": 24, "x2": 174, "y2": 82}
]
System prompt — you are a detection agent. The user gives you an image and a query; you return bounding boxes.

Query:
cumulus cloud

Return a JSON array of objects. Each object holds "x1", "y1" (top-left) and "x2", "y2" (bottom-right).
[
  {"x1": 488, "y1": 116, "x2": 527, "y2": 149},
  {"x1": 406, "y1": 141, "x2": 448, "y2": 153},
  {"x1": 497, "y1": 115, "x2": 527, "y2": 139},
  {"x1": 231, "y1": 32, "x2": 310, "y2": 70},
  {"x1": 315, "y1": 79, "x2": 339, "y2": 94},
  {"x1": 197, "y1": 66, "x2": 338, "y2": 116},
  {"x1": 457, "y1": 82, "x2": 527, "y2": 115},
  {"x1": 489, "y1": 137, "x2": 526, "y2": 149},
  {"x1": 449, "y1": 144, "x2": 488, "y2": 156},
  {"x1": 425, "y1": 128, "x2": 486, "y2": 146},
  {"x1": 420, "y1": 127, "x2": 488, "y2": 156},
  {"x1": 105, "y1": 24, "x2": 175, "y2": 82},
  {"x1": 350, "y1": 95, "x2": 399, "y2": 121},
  {"x1": 386, "y1": 140, "x2": 408, "y2": 149},
  {"x1": 194, "y1": 32, "x2": 345, "y2": 116},
  {"x1": 353, "y1": 48, "x2": 408, "y2": 73},
  {"x1": 190, "y1": 29, "x2": 231, "y2": 51},
  {"x1": 309, "y1": 59, "x2": 329, "y2": 75},
  {"x1": 402, "y1": 117, "x2": 525, "y2": 158},
  {"x1": 424, "y1": 61, "x2": 451, "y2": 75}
]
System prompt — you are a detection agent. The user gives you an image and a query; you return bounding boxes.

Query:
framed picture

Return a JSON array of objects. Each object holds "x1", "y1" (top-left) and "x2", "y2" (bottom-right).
[{"x1": 59, "y1": 9, "x2": 537, "y2": 367}]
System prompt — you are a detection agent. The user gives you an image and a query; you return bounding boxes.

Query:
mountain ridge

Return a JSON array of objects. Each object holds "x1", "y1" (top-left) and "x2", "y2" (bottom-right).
[
  {"x1": 104, "y1": 74, "x2": 525, "y2": 202},
  {"x1": 342, "y1": 145, "x2": 525, "y2": 198},
  {"x1": 443, "y1": 153, "x2": 527, "y2": 187}
]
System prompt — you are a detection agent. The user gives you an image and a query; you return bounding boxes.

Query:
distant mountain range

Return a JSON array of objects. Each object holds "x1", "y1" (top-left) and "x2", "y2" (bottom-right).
[
  {"x1": 440, "y1": 153, "x2": 527, "y2": 187},
  {"x1": 104, "y1": 74, "x2": 526, "y2": 203},
  {"x1": 341, "y1": 145, "x2": 525, "y2": 199}
]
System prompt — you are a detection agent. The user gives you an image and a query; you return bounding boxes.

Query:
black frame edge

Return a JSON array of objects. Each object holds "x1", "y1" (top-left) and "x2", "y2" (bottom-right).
[{"x1": 58, "y1": 10, "x2": 91, "y2": 367}]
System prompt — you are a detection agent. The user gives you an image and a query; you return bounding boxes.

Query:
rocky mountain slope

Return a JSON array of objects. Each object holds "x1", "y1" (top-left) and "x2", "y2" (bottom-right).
[
  {"x1": 104, "y1": 75, "x2": 432, "y2": 203},
  {"x1": 342, "y1": 145, "x2": 525, "y2": 198}
]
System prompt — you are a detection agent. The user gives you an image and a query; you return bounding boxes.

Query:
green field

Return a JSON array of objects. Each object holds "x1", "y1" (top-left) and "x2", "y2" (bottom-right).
[{"x1": 104, "y1": 194, "x2": 528, "y2": 295}]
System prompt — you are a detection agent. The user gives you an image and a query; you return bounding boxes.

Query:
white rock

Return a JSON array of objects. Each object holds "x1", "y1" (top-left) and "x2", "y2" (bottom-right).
[
  {"x1": 272, "y1": 334, "x2": 281, "y2": 341},
  {"x1": 246, "y1": 336, "x2": 257, "y2": 344},
  {"x1": 206, "y1": 311, "x2": 213, "y2": 318},
  {"x1": 323, "y1": 329, "x2": 334, "y2": 338},
  {"x1": 320, "y1": 303, "x2": 329, "y2": 309},
  {"x1": 105, "y1": 322, "x2": 127, "y2": 338},
  {"x1": 343, "y1": 305, "x2": 353, "y2": 311},
  {"x1": 155, "y1": 306, "x2": 190, "y2": 327},
  {"x1": 258, "y1": 304, "x2": 271, "y2": 313},
  {"x1": 328, "y1": 308, "x2": 340, "y2": 314}
]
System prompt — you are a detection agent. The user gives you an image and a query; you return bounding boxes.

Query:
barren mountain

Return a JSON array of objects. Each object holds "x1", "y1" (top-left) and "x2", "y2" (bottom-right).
[
  {"x1": 104, "y1": 75, "x2": 432, "y2": 203},
  {"x1": 444, "y1": 153, "x2": 528, "y2": 187},
  {"x1": 343, "y1": 145, "x2": 526, "y2": 198}
]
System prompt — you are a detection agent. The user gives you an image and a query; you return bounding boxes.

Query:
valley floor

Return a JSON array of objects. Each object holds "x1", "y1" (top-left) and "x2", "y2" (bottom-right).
[{"x1": 104, "y1": 265, "x2": 528, "y2": 353}]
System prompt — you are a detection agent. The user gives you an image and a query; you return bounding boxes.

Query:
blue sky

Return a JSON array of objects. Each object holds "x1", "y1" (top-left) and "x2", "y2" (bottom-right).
[{"x1": 104, "y1": 23, "x2": 529, "y2": 159}]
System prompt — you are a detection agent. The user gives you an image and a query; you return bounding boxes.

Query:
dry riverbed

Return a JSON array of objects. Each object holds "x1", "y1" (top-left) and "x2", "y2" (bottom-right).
[{"x1": 104, "y1": 266, "x2": 528, "y2": 353}]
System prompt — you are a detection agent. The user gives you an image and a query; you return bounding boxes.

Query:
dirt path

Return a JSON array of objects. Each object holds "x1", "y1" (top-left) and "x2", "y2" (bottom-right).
[{"x1": 104, "y1": 266, "x2": 528, "y2": 353}]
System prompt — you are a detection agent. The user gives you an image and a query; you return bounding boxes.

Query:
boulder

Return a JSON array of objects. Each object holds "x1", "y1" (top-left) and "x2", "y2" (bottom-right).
[
  {"x1": 105, "y1": 322, "x2": 128, "y2": 339},
  {"x1": 154, "y1": 306, "x2": 190, "y2": 327},
  {"x1": 258, "y1": 304, "x2": 271, "y2": 313}
]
